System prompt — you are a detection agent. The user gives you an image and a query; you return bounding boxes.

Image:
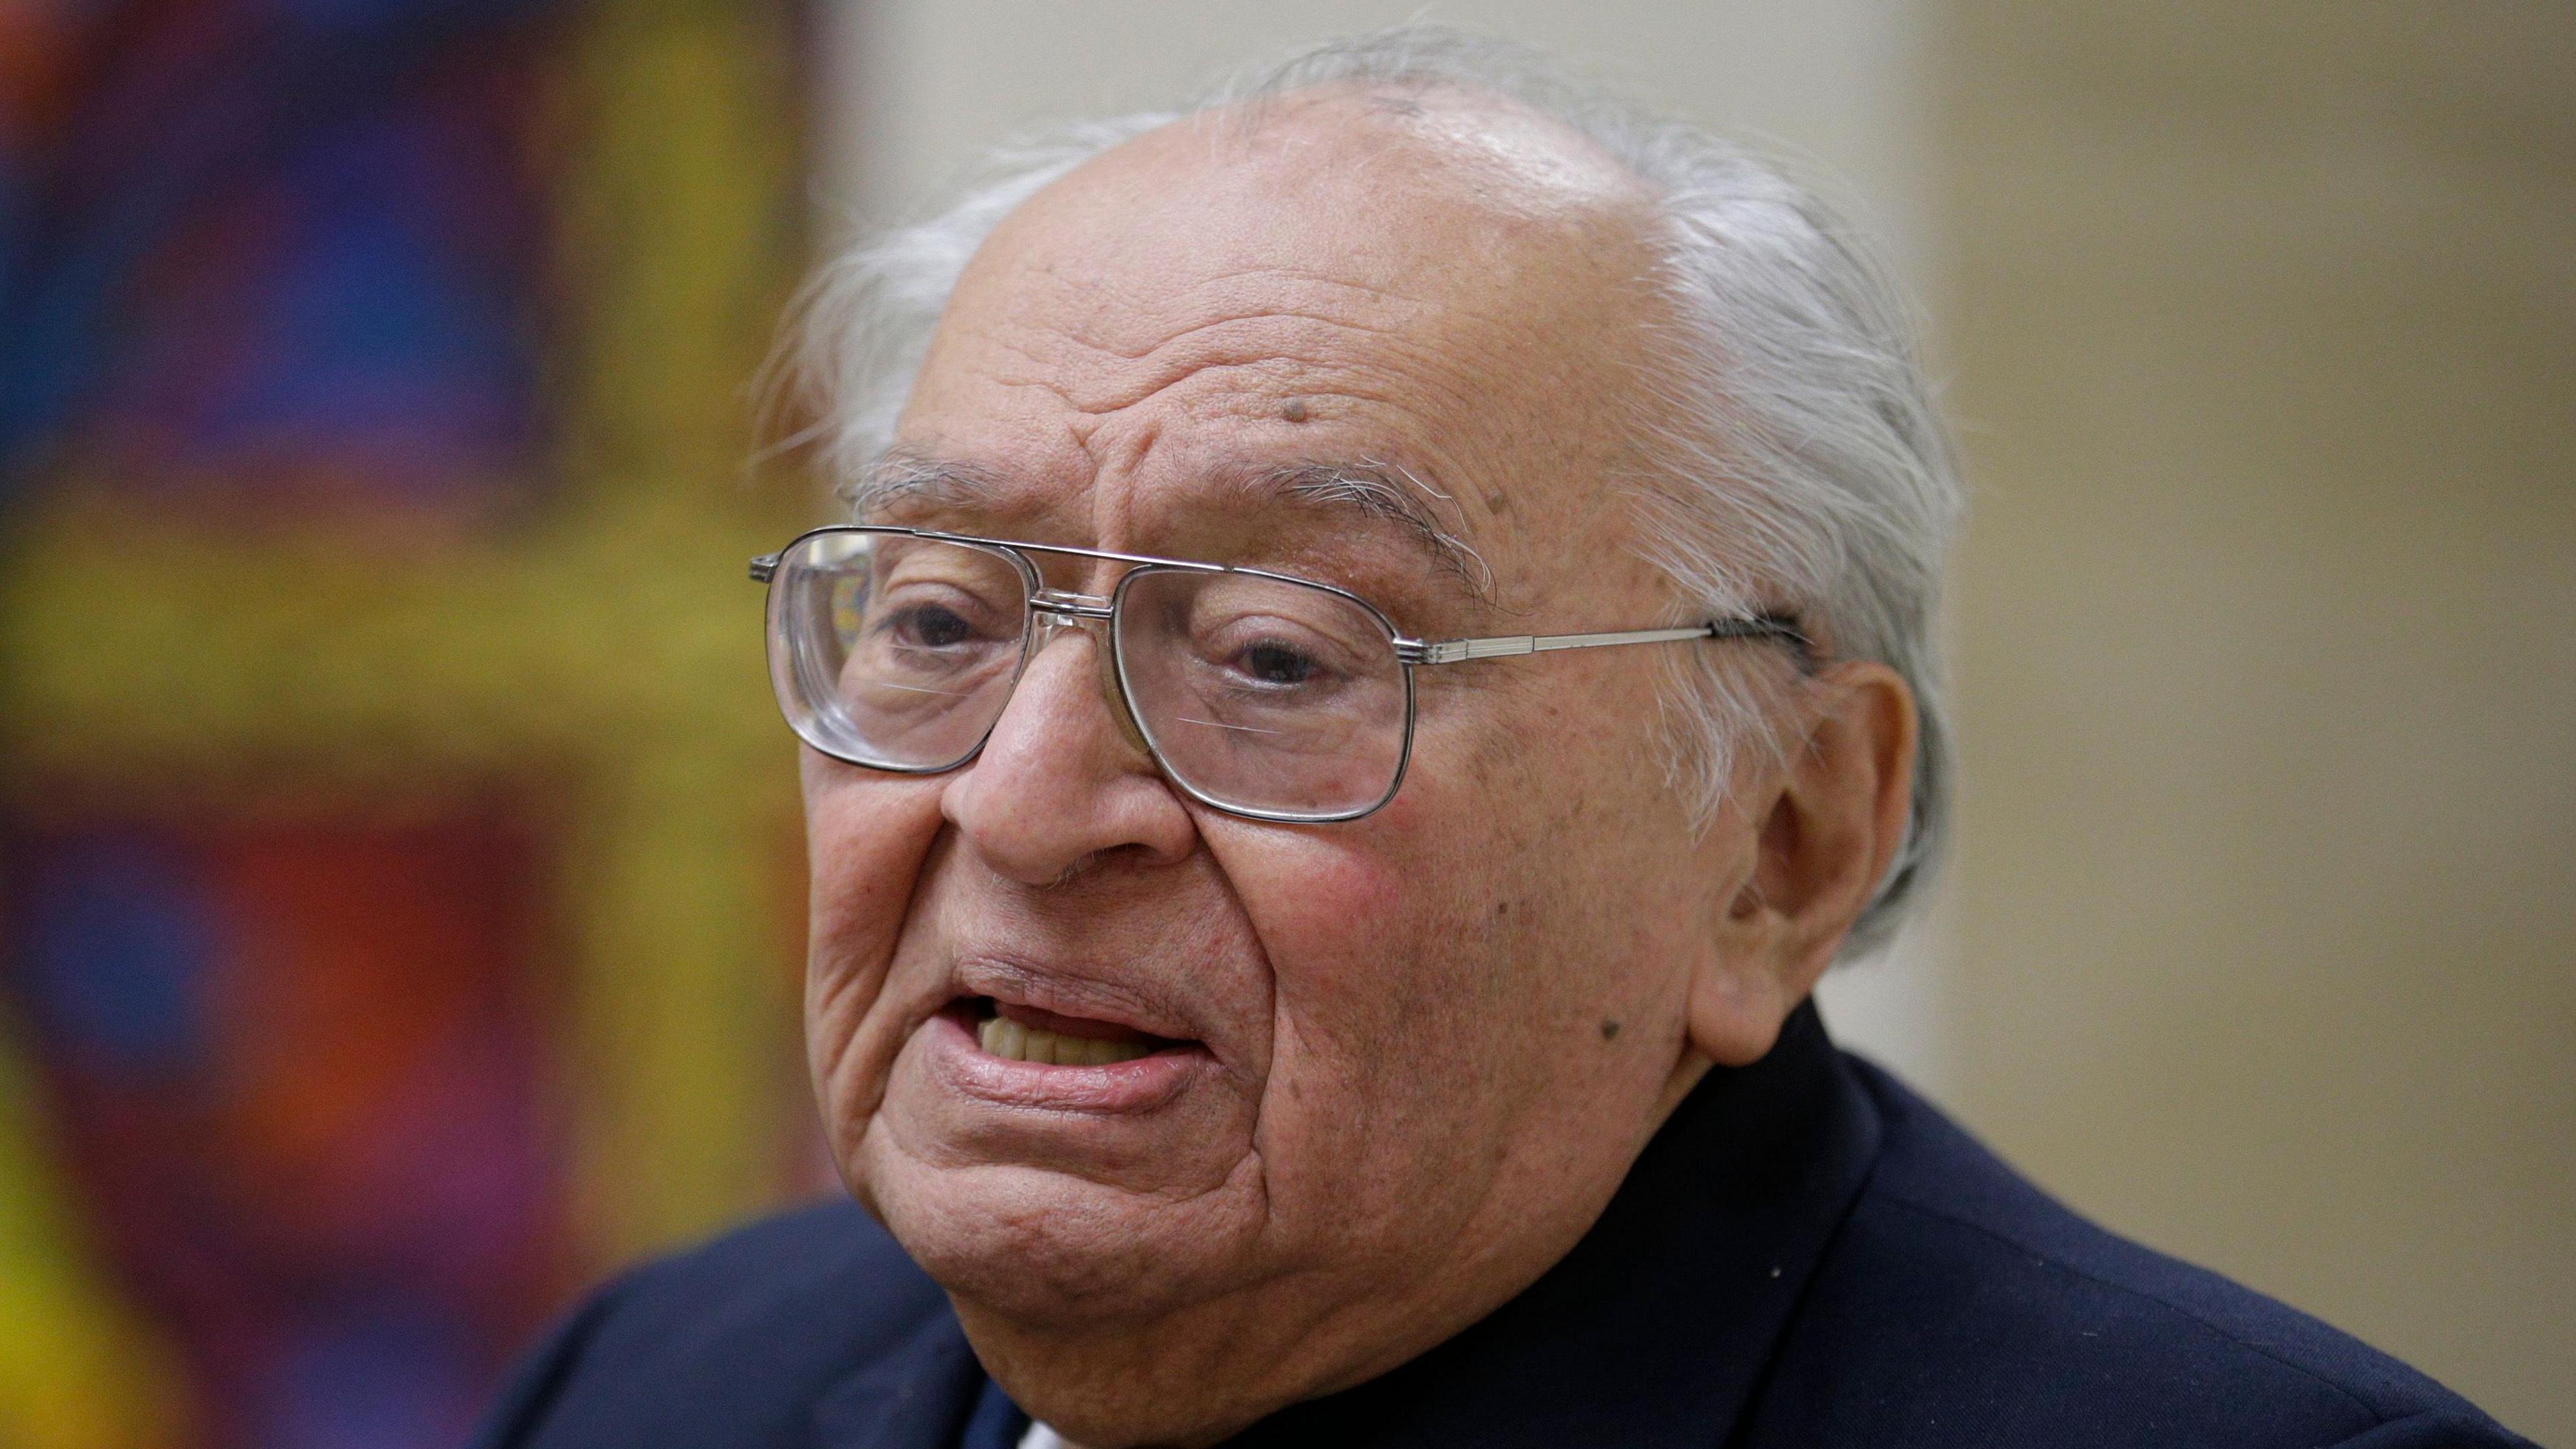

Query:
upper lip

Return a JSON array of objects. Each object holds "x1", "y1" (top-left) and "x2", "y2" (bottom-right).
[{"x1": 949, "y1": 951, "x2": 1210, "y2": 1045}]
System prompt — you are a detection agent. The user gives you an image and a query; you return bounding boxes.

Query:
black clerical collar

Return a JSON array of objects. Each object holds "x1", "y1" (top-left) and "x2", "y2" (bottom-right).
[{"x1": 838, "y1": 1001, "x2": 1880, "y2": 1449}]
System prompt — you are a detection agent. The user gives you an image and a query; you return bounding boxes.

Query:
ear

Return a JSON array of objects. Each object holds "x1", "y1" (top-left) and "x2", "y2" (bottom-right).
[{"x1": 1686, "y1": 661, "x2": 1917, "y2": 1066}]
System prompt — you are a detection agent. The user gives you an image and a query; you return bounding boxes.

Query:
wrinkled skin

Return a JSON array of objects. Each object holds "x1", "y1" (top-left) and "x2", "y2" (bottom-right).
[{"x1": 800, "y1": 84, "x2": 1917, "y2": 1449}]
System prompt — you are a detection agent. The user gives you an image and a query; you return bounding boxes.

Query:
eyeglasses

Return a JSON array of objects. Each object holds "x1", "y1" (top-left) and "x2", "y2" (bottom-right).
[{"x1": 749, "y1": 526, "x2": 1811, "y2": 824}]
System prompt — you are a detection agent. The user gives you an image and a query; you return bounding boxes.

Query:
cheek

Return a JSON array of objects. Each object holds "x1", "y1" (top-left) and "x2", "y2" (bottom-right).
[
  {"x1": 1358, "y1": 669, "x2": 1705, "y2": 1045},
  {"x1": 801, "y1": 755, "x2": 948, "y2": 1126},
  {"x1": 1205, "y1": 774, "x2": 1522, "y2": 1094},
  {"x1": 1223, "y1": 836, "x2": 1406, "y2": 966},
  {"x1": 1214, "y1": 776, "x2": 1464, "y2": 986}
]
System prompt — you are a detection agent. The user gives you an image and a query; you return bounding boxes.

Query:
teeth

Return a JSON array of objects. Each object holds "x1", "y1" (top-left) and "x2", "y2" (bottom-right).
[
  {"x1": 984, "y1": 1016, "x2": 1026, "y2": 1061},
  {"x1": 978, "y1": 1015, "x2": 1155, "y2": 1066}
]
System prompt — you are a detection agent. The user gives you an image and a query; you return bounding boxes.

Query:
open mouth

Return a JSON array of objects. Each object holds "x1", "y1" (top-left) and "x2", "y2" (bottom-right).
[{"x1": 953, "y1": 997, "x2": 1194, "y2": 1067}]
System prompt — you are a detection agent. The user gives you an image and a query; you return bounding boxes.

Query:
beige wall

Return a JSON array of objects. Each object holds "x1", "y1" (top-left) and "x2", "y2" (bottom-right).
[
  {"x1": 1937, "y1": 3, "x2": 2575, "y2": 1438},
  {"x1": 826, "y1": 0, "x2": 1937, "y2": 261}
]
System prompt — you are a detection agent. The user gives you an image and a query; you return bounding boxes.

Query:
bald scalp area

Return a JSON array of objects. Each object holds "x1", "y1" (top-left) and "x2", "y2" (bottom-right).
[{"x1": 892, "y1": 83, "x2": 1682, "y2": 620}]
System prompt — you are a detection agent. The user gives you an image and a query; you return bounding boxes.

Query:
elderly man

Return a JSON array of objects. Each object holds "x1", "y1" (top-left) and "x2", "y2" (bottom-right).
[{"x1": 476, "y1": 32, "x2": 2523, "y2": 1449}]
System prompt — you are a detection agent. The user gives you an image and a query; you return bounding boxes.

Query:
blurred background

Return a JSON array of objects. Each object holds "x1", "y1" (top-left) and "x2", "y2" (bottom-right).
[{"x1": 0, "y1": 1, "x2": 2565, "y2": 1445}]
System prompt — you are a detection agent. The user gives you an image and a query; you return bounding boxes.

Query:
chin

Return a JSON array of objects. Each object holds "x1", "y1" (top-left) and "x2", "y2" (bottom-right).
[{"x1": 862, "y1": 1144, "x2": 1267, "y2": 1328}]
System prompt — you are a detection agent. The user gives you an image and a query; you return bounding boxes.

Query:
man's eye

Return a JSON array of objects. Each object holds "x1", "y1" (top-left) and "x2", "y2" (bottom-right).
[
  {"x1": 889, "y1": 604, "x2": 977, "y2": 648},
  {"x1": 1236, "y1": 640, "x2": 1321, "y2": 686}
]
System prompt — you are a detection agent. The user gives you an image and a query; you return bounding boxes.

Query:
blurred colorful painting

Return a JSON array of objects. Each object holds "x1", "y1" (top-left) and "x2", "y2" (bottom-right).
[
  {"x1": 3, "y1": 814, "x2": 566, "y2": 1448},
  {"x1": 0, "y1": 0, "x2": 815, "y2": 1445}
]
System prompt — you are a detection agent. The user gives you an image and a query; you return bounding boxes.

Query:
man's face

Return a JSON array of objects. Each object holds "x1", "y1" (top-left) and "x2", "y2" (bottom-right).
[{"x1": 801, "y1": 91, "x2": 1752, "y2": 1425}]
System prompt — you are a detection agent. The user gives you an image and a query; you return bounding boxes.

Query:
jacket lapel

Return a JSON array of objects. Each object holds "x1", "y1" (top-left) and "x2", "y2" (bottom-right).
[{"x1": 812, "y1": 1305, "x2": 987, "y2": 1449}]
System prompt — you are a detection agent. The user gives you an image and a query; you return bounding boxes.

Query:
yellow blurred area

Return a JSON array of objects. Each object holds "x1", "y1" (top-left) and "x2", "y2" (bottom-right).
[{"x1": 0, "y1": 1030, "x2": 182, "y2": 1449}]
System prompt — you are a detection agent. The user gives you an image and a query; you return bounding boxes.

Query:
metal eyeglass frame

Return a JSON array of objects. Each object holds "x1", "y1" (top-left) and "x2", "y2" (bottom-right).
[{"x1": 749, "y1": 524, "x2": 1815, "y2": 824}]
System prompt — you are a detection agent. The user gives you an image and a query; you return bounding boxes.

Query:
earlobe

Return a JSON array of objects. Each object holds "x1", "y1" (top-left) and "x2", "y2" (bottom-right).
[{"x1": 1685, "y1": 938, "x2": 1796, "y2": 1067}]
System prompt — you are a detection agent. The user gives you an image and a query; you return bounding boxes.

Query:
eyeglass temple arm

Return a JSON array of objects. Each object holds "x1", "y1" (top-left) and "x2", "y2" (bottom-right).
[{"x1": 1397, "y1": 615, "x2": 1813, "y2": 669}]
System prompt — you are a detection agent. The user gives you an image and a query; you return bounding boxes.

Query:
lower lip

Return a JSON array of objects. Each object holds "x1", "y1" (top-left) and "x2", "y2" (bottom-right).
[{"x1": 920, "y1": 1009, "x2": 1212, "y2": 1114}]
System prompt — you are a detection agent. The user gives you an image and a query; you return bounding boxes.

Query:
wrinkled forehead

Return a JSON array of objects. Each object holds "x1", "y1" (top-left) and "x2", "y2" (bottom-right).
[{"x1": 893, "y1": 85, "x2": 1672, "y2": 595}]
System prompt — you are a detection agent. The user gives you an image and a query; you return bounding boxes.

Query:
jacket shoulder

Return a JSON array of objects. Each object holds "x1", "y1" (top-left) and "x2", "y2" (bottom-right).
[
  {"x1": 1746, "y1": 1058, "x2": 2529, "y2": 1448},
  {"x1": 472, "y1": 1197, "x2": 953, "y2": 1448}
]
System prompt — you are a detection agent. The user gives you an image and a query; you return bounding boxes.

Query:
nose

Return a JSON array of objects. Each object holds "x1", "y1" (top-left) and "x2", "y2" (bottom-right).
[{"x1": 942, "y1": 617, "x2": 1197, "y2": 884}]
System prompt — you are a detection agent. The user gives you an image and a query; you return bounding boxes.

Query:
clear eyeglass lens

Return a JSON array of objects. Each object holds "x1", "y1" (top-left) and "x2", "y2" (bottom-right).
[
  {"x1": 771, "y1": 532, "x2": 1030, "y2": 770},
  {"x1": 1115, "y1": 569, "x2": 1407, "y2": 818}
]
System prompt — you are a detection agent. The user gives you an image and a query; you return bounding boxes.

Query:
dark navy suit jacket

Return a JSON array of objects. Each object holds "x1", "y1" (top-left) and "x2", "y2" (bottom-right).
[{"x1": 474, "y1": 1006, "x2": 2530, "y2": 1447}]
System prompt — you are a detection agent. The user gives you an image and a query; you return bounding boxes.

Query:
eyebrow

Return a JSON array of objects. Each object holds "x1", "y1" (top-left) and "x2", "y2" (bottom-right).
[
  {"x1": 848, "y1": 451, "x2": 1494, "y2": 600},
  {"x1": 843, "y1": 450, "x2": 1010, "y2": 519}
]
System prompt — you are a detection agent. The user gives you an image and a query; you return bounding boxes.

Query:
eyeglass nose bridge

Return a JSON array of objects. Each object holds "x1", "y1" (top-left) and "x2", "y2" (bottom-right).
[
  {"x1": 1030, "y1": 586, "x2": 1114, "y2": 621},
  {"x1": 1016, "y1": 586, "x2": 1154, "y2": 759}
]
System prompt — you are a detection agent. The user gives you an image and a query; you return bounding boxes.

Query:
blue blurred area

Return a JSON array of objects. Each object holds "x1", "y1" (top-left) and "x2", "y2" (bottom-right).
[
  {"x1": 13, "y1": 830, "x2": 215, "y2": 1080},
  {"x1": 0, "y1": 0, "x2": 559, "y2": 501},
  {"x1": 260, "y1": 1298, "x2": 486, "y2": 1449}
]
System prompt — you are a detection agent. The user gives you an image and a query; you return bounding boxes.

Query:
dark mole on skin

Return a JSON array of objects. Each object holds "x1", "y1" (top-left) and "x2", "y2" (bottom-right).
[
  {"x1": 1280, "y1": 397, "x2": 1309, "y2": 423},
  {"x1": 1599, "y1": 1020, "x2": 1621, "y2": 1042},
  {"x1": 1487, "y1": 490, "x2": 1511, "y2": 517}
]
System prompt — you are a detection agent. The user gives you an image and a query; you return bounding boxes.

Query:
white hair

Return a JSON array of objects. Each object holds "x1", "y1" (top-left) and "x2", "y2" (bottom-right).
[{"x1": 773, "y1": 28, "x2": 1963, "y2": 960}]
